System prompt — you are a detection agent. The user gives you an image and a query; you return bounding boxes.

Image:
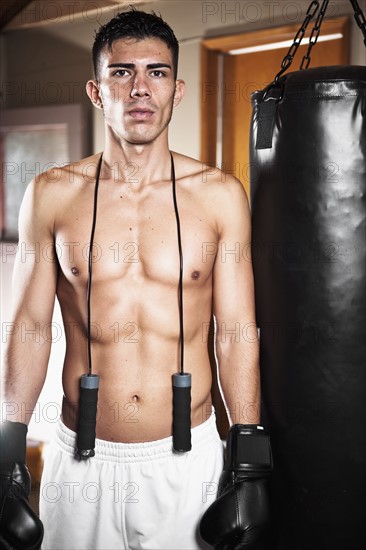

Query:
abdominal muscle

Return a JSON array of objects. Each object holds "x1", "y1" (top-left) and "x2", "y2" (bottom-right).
[{"x1": 59, "y1": 278, "x2": 214, "y2": 443}]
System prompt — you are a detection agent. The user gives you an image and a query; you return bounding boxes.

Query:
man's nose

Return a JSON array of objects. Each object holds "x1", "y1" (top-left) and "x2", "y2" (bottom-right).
[{"x1": 130, "y1": 75, "x2": 151, "y2": 98}]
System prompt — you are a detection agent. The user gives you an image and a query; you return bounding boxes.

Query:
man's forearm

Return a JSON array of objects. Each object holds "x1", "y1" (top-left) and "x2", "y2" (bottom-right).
[
  {"x1": 216, "y1": 338, "x2": 261, "y2": 425},
  {"x1": 1, "y1": 327, "x2": 50, "y2": 424}
]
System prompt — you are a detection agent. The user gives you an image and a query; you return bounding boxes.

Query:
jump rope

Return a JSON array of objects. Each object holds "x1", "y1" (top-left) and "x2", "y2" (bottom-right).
[{"x1": 75, "y1": 153, "x2": 192, "y2": 458}]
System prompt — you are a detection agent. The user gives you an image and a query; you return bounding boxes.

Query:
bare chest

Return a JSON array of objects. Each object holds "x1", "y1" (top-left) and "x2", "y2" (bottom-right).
[{"x1": 55, "y1": 182, "x2": 218, "y2": 289}]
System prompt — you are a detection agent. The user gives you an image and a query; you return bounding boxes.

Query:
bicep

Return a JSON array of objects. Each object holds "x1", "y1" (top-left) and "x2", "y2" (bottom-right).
[
  {"x1": 212, "y1": 181, "x2": 257, "y2": 330},
  {"x1": 11, "y1": 179, "x2": 58, "y2": 325}
]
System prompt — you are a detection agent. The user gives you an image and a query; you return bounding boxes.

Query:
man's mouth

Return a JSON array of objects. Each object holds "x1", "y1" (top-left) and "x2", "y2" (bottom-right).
[{"x1": 128, "y1": 108, "x2": 154, "y2": 120}]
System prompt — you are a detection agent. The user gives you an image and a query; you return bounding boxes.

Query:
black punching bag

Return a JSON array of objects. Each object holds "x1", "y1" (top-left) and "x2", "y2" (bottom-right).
[{"x1": 250, "y1": 63, "x2": 366, "y2": 548}]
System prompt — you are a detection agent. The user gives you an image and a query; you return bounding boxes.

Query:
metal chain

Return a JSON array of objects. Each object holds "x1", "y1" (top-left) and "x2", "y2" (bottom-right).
[
  {"x1": 349, "y1": 0, "x2": 366, "y2": 46},
  {"x1": 273, "y1": 0, "x2": 319, "y2": 84},
  {"x1": 300, "y1": 0, "x2": 330, "y2": 69},
  {"x1": 263, "y1": 0, "x2": 366, "y2": 99}
]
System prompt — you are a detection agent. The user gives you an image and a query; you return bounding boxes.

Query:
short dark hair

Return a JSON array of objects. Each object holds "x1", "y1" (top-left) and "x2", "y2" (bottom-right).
[{"x1": 92, "y1": 7, "x2": 179, "y2": 80}]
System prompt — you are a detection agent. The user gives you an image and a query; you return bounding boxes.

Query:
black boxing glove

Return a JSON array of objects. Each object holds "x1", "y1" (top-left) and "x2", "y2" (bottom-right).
[
  {"x1": 200, "y1": 424, "x2": 273, "y2": 549},
  {"x1": 0, "y1": 421, "x2": 44, "y2": 550}
]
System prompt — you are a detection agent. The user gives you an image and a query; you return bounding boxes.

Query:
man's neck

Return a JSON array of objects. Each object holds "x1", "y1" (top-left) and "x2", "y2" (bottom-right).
[{"x1": 101, "y1": 132, "x2": 172, "y2": 189}]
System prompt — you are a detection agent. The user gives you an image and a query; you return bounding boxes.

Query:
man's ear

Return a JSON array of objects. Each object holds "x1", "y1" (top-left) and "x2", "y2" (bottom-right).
[
  {"x1": 173, "y1": 79, "x2": 186, "y2": 107},
  {"x1": 86, "y1": 80, "x2": 103, "y2": 109}
]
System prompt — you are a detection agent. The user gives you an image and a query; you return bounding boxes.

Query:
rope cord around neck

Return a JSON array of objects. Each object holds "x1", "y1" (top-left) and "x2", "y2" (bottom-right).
[
  {"x1": 86, "y1": 153, "x2": 103, "y2": 376},
  {"x1": 86, "y1": 153, "x2": 184, "y2": 376},
  {"x1": 171, "y1": 152, "x2": 185, "y2": 375}
]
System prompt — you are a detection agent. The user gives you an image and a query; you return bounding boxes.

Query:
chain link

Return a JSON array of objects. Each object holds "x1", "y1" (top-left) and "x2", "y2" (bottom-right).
[
  {"x1": 300, "y1": 0, "x2": 329, "y2": 69},
  {"x1": 273, "y1": 0, "x2": 319, "y2": 84},
  {"x1": 349, "y1": 0, "x2": 366, "y2": 46}
]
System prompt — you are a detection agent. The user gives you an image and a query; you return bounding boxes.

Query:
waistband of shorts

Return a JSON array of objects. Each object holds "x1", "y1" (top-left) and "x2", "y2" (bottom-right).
[{"x1": 53, "y1": 409, "x2": 221, "y2": 463}]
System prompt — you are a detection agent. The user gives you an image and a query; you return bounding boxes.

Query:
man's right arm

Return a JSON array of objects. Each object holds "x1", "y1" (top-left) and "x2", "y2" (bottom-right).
[
  {"x1": 0, "y1": 174, "x2": 58, "y2": 550},
  {"x1": 2, "y1": 173, "x2": 58, "y2": 423}
]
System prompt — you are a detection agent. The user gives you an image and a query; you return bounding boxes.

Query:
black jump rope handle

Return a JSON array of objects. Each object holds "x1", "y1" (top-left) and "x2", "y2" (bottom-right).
[
  {"x1": 76, "y1": 374, "x2": 99, "y2": 459},
  {"x1": 76, "y1": 372, "x2": 190, "y2": 456},
  {"x1": 173, "y1": 373, "x2": 192, "y2": 452},
  {"x1": 76, "y1": 372, "x2": 191, "y2": 456}
]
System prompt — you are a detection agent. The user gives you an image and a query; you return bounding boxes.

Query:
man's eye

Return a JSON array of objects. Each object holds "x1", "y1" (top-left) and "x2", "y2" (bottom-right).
[
  {"x1": 151, "y1": 70, "x2": 166, "y2": 77},
  {"x1": 113, "y1": 70, "x2": 129, "y2": 77}
]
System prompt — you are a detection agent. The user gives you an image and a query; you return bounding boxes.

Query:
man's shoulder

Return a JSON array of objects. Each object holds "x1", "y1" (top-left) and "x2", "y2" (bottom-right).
[
  {"x1": 173, "y1": 151, "x2": 244, "y2": 191},
  {"x1": 34, "y1": 152, "x2": 101, "y2": 189},
  {"x1": 173, "y1": 153, "x2": 248, "y2": 234},
  {"x1": 24, "y1": 153, "x2": 101, "y2": 225}
]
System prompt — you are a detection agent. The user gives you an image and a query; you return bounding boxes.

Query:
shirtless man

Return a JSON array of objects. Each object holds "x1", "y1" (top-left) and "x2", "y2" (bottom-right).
[{"x1": 0, "y1": 8, "x2": 272, "y2": 550}]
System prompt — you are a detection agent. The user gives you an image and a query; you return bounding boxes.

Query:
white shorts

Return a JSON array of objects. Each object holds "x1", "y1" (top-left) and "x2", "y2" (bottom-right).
[{"x1": 39, "y1": 412, "x2": 224, "y2": 550}]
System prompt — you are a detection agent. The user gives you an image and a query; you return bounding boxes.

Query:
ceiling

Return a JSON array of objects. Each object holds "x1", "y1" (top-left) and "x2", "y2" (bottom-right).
[{"x1": 0, "y1": 0, "x2": 146, "y2": 31}]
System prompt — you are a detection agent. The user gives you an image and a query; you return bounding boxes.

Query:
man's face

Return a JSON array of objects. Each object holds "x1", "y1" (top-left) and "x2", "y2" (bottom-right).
[{"x1": 90, "y1": 37, "x2": 184, "y2": 146}]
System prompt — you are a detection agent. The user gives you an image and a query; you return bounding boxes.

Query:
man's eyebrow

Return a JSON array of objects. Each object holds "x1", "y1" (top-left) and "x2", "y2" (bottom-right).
[
  {"x1": 107, "y1": 63, "x2": 135, "y2": 69},
  {"x1": 107, "y1": 63, "x2": 172, "y2": 70},
  {"x1": 147, "y1": 63, "x2": 172, "y2": 70}
]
